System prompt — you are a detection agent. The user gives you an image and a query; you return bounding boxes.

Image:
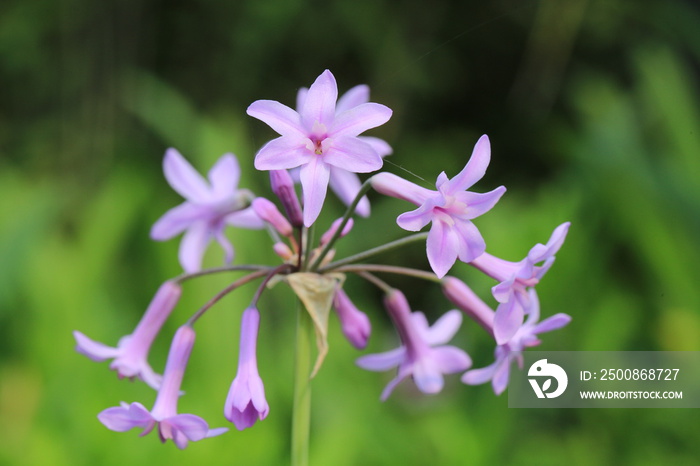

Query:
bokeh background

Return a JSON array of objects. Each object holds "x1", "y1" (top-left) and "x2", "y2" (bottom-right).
[{"x1": 2, "y1": 0, "x2": 700, "y2": 464}]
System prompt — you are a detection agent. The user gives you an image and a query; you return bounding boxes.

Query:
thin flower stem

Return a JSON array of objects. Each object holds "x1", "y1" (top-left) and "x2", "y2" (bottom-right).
[
  {"x1": 319, "y1": 232, "x2": 429, "y2": 272},
  {"x1": 356, "y1": 271, "x2": 393, "y2": 294},
  {"x1": 173, "y1": 265, "x2": 274, "y2": 284},
  {"x1": 309, "y1": 178, "x2": 373, "y2": 271},
  {"x1": 330, "y1": 264, "x2": 442, "y2": 283},
  {"x1": 185, "y1": 269, "x2": 271, "y2": 326},
  {"x1": 291, "y1": 300, "x2": 314, "y2": 466}
]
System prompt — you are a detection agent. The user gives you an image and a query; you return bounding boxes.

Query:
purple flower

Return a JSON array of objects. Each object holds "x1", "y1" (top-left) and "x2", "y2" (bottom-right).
[
  {"x1": 98, "y1": 326, "x2": 228, "y2": 449},
  {"x1": 247, "y1": 69, "x2": 393, "y2": 226},
  {"x1": 295, "y1": 83, "x2": 393, "y2": 217},
  {"x1": 333, "y1": 288, "x2": 371, "y2": 350},
  {"x1": 470, "y1": 222, "x2": 570, "y2": 344},
  {"x1": 462, "y1": 290, "x2": 571, "y2": 395},
  {"x1": 73, "y1": 281, "x2": 182, "y2": 389},
  {"x1": 224, "y1": 308, "x2": 269, "y2": 430},
  {"x1": 371, "y1": 135, "x2": 506, "y2": 278},
  {"x1": 356, "y1": 290, "x2": 471, "y2": 400},
  {"x1": 150, "y1": 149, "x2": 265, "y2": 273}
]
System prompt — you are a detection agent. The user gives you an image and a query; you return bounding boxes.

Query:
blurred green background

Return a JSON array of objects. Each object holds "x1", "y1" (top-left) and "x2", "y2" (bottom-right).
[{"x1": 1, "y1": 0, "x2": 700, "y2": 464}]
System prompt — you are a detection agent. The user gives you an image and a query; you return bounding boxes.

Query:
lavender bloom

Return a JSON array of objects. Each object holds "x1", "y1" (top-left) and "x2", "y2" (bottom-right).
[
  {"x1": 247, "y1": 69, "x2": 393, "y2": 226},
  {"x1": 333, "y1": 288, "x2": 371, "y2": 350},
  {"x1": 252, "y1": 197, "x2": 293, "y2": 237},
  {"x1": 470, "y1": 222, "x2": 571, "y2": 344},
  {"x1": 371, "y1": 135, "x2": 506, "y2": 278},
  {"x1": 150, "y1": 149, "x2": 265, "y2": 273},
  {"x1": 224, "y1": 308, "x2": 269, "y2": 430},
  {"x1": 356, "y1": 290, "x2": 471, "y2": 400},
  {"x1": 295, "y1": 84, "x2": 393, "y2": 217},
  {"x1": 98, "y1": 326, "x2": 228, "y2": 449},
  {"x1": 73, "y1": 281, "x2": 182, "y2": 389},
  {"x1": 462, "y1": 290, "x2": 571, "y2": 395}
]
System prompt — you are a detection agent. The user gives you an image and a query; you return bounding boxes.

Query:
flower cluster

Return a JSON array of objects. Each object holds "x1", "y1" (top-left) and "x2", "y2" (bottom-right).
[{"x1": 74, "y1": 70, "x2": 571, "y2": 449}]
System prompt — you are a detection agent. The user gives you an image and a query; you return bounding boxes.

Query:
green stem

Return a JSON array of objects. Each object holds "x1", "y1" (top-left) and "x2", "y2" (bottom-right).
[
  {"x1": 291, "y1": 301, "x2": 314, "y2": 466},
  {"x1": 319, "y1": 232, "x2": 429, "y2": 272},
  {"x1": 309, "y1": 178, "x2": 373, "y2": 271},
  {"x1": 330, "y1": 263, "x2": 442, "y2": 283}
]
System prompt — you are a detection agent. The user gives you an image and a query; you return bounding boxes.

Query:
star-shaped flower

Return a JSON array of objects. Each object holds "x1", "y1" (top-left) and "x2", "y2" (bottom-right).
[
  {"x1": 356, "y1": 290, "x2": 471, "y2": 400},
  {"x1": 248, "y1": 69, "x2": 393, "y2": 226},
  {"x1": 294, "y1": 83, "x2": 393, "y2": 217},
  {"x1": 98, "y1": 326, "x2": 227, "y2": 448},
  {"x1": 461, "y1": 290, "x2": 571, "y2": 395},
  {"x1": 151, "y1": 149, "x2": 264, "y2": 273},
  {"x1": 73, "y1": 281, "x2": 182, "y2": 389},
  {"x1": 470, "y1": 222, "x2": 570, "y2": 344},
  {"x1": 371, "y1": 135, "x2": 506, "y2": 278}
]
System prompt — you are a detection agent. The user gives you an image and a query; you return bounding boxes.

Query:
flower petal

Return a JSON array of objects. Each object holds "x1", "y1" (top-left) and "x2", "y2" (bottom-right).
[
  {"x1": 533, "y1": 313, "x2": 572, "y2": 335},
  {"x1": 432, "y1": 345, "x2": 472, "y2": 374},
  {"x1": 247, "y1": 100, "x2": 304, "y2": 138},
  {"x1": 225, "y1": 206, "x2": 266, "y2": 229},
  {"x1": 331, "y1": 102, "x2": 393, "y2": 137},
  {"x1": 356, "y1": 347, "x2": 405, "y2": 371},
  {"x1": 424, "y1": 310, "x2": 463, "y2": 345},
  {"x1": 443, "y1": 134, "x2": 491, "y2": 193},
  {"x1": 457, "y1": 186, "x2": 507, "y2": 219},
  {"x1": 491, "y1": 357, "x2": 513, "y2": 395},
  {"x1": 166, "y1": 414, "x2": 211, "y2": 442},
  {"x1": 300, "y1": 70, "x2": 338, "y2": 129},
  {"x1": 208, "y1": 153, "x2": 240, "y2": 198},
  {"x1": 323, "y1": 136, "x2": 383, "y2": 173},
  {"x1": 254, "y1": 137, "x2": 309, "y2": 171},
  {"x1": 336, "y1": 84, "x2": 369, "y2": 113},
  {"x1": 163, "y1": 148, "x2": 211, "y2": 203},
  {"x1": 396, "y1": 198, "x2": 437, "y2": 231},
  {"x1": 494, "y1": 299, "x2": 525, "y2": 345},
  {"x1": 178, "y1": 222, "x2": 211, "y2": 273},
  {"x1": 98, "y1": 402, "x2": 153, "y2": 432},
  {"x1": 453, "y1": 219, "x2": 486, "y2": 263},
  {"x1": 371, "y1": 172, "x2": 434, "y2": 205},
  {"x1": 462, "y1": 361, "x2": 498, "y2": 386},
  {"x1": 358, "y1": 136, "x2": 393, "y2": 158},
  {"x1": 426, "y1": 219, "x2": 460, "y2": 278},
  {"x1": 299, "y1": 157, "x2": 330, "y2": 226},
  {"x1": 150, "y1": 203, "x2": 204, "y2": 240},
  {"x1": 73, "y1": 331, "x2": 119, "y2": 361}
]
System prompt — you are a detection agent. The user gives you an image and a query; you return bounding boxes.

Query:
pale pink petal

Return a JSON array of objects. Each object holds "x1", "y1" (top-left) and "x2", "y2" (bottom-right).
[
  {"x1": 527, "y1": 222, "x2": 571, "y2": 264},
  {"x1": 533, "y1": 313, "x2": 571, "y2": 335},
  {"x1": 456, "y1": 186, "x2": 507, "y2": 219},
  {"x1": 323, "y1": 136, "x2": 383, "y2": 173},
  {"x1": 443, "y1": 134, "x2": 491, "y2": 194},
  {"x1": 247, "y1": 100, "x2": 304, "y2": 138},
  {"x1": 98, "y1": 402, "x2": 153, "y2": 431},
  {"x1": 208, "y1": 153, "x2": 240, "y2": 198},
  {"x1": 73, "y1": 331, "x2": 119, "y2": 361},
  {"x1": 412, "y1": 359, "x2": 445, "y2": 394},
  {"x1": 371, "y1": 172, "x2": 434, "y2": 205},
  {"x1": 254, "y1": 137, "x2": 309, "y2": 171},
  {"x1": 432, "y1": 346, "x2": 472, "y2": 373},
  {"x1": 491, "y1": 357, "x2": 513, "y2": 395},
  {"x1": 330, "y1": 102, "x2": 393, "y2": 137},
  {"x1": 494, "y1": 299, "x2": 525, "y2": 345},
  {"x1": 453, "y1": 219, "x2": 486, "y2": 263},
  {"x1": 356, "y1": 347, "x2": 405, "y2": 371},
  {"x1": 358, "y1": 136, "x2": 393, "y2": 158},
  {"x1": 296, "y1": 87, "x2": 308, "y2": 111},
  {"x1": 396, "y1": 199, "x2": 437, "y2": 231},
  {"x1": 150, "y1": 203, "x2": 204, "y2": 240},
  {"x1": 462, "y1": 362, "x2": 497, "y2": 386},
  {"x1": 166, "y1": 414, "x2": 210, "y2": 441},
  {"x1": 225, "y1": 206, "x2": 266, "y2": 229},
  {"x1": 163, "y1": 148, "x2": 211, "y2": 203},
  {"x1": 300, "y1": 70, "x2": 338, "y2": 129},
  {"x1": 424, "y1": 310, "x2": 462, "y2": 345},
  {"x1": 336, "y1": 84, "x2": 369, "y2": 113},
  {"x1": 426, "y1": 220, "x2": 460, "y2": 278},
  {"x1": 299, "y1": 158, "x2": 330, "y2": 226},
  {"x1": 178, "y1": 222, "x2": 211, "y2": 273}
]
